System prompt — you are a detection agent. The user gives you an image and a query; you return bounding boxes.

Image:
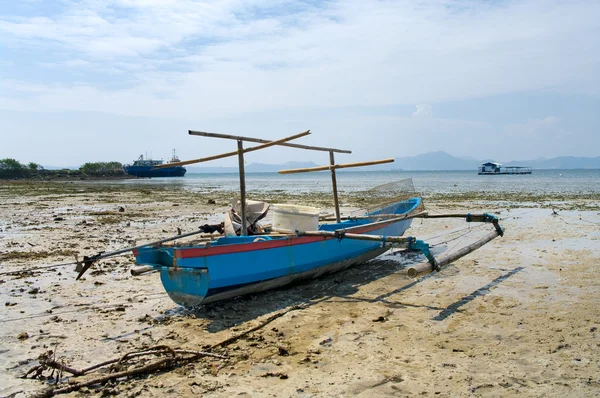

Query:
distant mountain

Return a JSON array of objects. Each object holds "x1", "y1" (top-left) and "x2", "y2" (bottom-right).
[
  {"x1": 365, "y1": 152, "x2": 600, "y2": 171},
  {"x1": 458, "y1": 155, "x2": 478, "y2": 161}
]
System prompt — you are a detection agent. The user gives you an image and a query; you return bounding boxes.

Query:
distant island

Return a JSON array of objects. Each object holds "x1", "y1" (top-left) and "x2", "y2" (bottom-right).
[{"x1": 184, "y1": 153, "x2": 600, "y2": 173}]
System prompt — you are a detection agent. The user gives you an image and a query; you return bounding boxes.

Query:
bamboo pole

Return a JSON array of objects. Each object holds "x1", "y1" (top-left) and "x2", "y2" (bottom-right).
[
  {"x1": 278, "y1": 158, "x2": 394, "y2": 174},
  {"x1": 297, "y1": 229, "x2": 412, "y2": 243},
  {"x1": 237, "y1": 140, "x2": 248, "y2": 236},
  {"x1": 276, "y1": 210, "x2": 427, "y2": 234},
  {"x1": 155, "y1": 130, "x2": 311, "y2": 168},
  {"x1": 320, "y1": 214, "x2": 402, "y2": 221},
  {"x1": 329, "y1": 151, "x2": 341, "y2": 223},
  {"x1": 75, "y1": 229, "x2": 216, "y2": 280},
  {"x1": 342, "y1": 210, "x2": 428, "y2": 231},
  {"x1": 406, "y1": 229, "x2": 502, "y2": 277},
  {"x1": 189, "y1": 130, "x2": 351, "y2": 154},
  {"x1": 422, "y1": 213, "x2": 495, "y2": 222},
  {"x1": 130, "y1": 266, "x2": 157, "y2": 276},
  {"x1": 320, "y1": 213, "x2": 424, "y2": 221}
]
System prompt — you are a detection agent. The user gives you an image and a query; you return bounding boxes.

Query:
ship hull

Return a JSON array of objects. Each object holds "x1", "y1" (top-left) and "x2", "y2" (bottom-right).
[{"x1": 123, "y1": 165, "x2": 186, "y2": 178}]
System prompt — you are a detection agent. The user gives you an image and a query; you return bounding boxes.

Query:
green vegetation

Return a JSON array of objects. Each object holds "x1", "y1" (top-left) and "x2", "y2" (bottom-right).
[
  {"x1": 79, "y1": 161, "x2": 124, "y2": 175},
  {"x1": 0, "y1": 158, "x2": 30, "y2": 177},
  {"x1": 0, "y1": 159, "x2": 126, "y2": 179}
]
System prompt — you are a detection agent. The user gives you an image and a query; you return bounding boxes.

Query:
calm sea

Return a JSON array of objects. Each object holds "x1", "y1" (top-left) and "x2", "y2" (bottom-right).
[{"x1": 111, "y1": 169, "x2": 600, "y2": 196}]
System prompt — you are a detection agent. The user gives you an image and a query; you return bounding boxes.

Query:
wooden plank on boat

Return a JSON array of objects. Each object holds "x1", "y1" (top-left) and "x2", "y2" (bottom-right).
[
  {"x1": 155, "y1": 130, "x2": 311, "y2": 168},
  {"x1": 278, "y1": 158, "x2": 394, "y2": 174},
  {"x1": 189, "y1": 130, "x2": 351, "y2": 154},
  {"x1": 406, "y1": 229, "x2": 502, "y2": 277}
]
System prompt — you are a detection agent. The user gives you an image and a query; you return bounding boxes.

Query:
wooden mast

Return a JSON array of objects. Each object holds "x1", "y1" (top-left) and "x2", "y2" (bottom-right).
[
  {"x1": 329, "y1": 151, "x2": 341, "y2": 223},
  {"x1": 237, "y1": 140, "x2": 248, "y2": 235}
]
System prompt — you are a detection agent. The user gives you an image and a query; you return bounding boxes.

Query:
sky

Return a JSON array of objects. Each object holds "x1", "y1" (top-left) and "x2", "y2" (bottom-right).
[{"x1": 1, "y1": 0, "x2": 599, "y2": 167}]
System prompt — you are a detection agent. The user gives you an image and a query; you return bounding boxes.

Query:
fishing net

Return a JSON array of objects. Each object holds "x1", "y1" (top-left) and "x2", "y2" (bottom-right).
[{"x1": 350, "y1": 178, "x2": 424, "y2": 216}]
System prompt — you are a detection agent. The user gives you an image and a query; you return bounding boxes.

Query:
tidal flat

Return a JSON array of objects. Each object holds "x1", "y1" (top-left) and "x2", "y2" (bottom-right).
[{"x1": 1, "y1": 180, "x2": 599, "y2": 397}]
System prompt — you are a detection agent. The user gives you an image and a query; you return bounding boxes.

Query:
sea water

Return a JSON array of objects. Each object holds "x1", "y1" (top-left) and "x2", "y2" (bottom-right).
[{"x1": 111, "y1": 169, "x2": 600, "y2": 196}]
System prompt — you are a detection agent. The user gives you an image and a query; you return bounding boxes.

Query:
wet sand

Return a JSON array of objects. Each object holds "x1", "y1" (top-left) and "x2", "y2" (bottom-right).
[{"x1": 1, "y1": 181, "x2": 599, "y2": 397}]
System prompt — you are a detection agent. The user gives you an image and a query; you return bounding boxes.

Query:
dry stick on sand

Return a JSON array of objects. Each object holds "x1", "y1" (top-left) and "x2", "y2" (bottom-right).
[
  {"x1": 28, "y1": 346, "x2": 227, "y2": 397},
  {"x1": 31, "y1": 286, "x2": 337, "y2": 397}
]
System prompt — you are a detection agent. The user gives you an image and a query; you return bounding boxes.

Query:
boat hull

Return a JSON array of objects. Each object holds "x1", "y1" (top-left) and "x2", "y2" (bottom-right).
[
  {"x1": 123, "y1": 165, "x2": 186, "y2": 178},
  {"x1": 134, "y1": 198, "x2": 421, "y2": 307}
]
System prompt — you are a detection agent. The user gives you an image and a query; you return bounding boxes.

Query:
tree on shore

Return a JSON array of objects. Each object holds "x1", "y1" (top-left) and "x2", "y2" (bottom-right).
[
  {"x1": 0, "y1": 158, "x2": 27, "y2": 177},
  {"x1": 79, "y1": 162, "x2": 124, "y2": 175},
  {"x1": 1, "y1": 159, "x2": 126, "y2": 178}
]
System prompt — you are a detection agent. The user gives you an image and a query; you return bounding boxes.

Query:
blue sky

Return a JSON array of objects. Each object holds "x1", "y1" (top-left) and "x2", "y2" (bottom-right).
[{"x1": 1, "y1": 0, "x2": 599, "y2": 167}]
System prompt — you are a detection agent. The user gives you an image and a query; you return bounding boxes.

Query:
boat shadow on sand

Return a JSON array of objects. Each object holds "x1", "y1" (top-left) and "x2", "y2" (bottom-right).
[{"x1": 163, "y1": 251, "x2": 523, "y2": 333}]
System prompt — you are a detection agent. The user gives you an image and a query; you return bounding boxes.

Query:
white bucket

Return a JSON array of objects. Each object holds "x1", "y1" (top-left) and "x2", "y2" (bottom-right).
[{"x1": 272, "y1": 204, "x2": 319, "y2": 233}]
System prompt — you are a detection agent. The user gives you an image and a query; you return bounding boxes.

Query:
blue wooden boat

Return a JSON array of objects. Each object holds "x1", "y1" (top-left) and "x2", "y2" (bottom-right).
[
  {"x1": 75, "y1": 130, "x2": 503, "y2": 308},
  {"x1": 133, "y1": 198, "x2": 422, "y2": 307}
]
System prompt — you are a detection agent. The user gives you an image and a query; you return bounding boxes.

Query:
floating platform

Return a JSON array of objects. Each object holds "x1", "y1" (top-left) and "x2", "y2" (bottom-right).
[{"x1": 478, "y1": 166, "x2": 532, "y2": 175}]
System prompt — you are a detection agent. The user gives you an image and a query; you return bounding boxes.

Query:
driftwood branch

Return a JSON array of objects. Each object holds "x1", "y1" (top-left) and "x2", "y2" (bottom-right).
[
  {"x1": 49, "y1": 357, "x2": 174, "y2": 397},
  {"x1": 29, "y1": 283, "x2": 336, "y2": 396},
  {"x1": 26, "y1": 346, "x2": 229, "y2": 397}
]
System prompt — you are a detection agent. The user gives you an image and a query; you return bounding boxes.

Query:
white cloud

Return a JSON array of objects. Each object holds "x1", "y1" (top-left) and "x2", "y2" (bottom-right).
[
  {"x1": 412, "y1": 104, "x2": 432, "y2": 118},
  {"x1": 0, "y1": 0, "x2": 598, "y2": 119}
]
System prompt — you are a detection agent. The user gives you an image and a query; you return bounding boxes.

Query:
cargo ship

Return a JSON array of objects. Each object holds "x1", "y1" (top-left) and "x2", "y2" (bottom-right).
[{"x1": 123, "y1": 150, "x2": 187, "y2": 178}]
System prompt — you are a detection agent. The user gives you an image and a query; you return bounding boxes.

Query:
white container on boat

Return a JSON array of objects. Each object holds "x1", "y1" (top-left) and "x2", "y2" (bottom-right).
[{"x1": 272, "y1": 204, "x2": 319, "y2": 232}]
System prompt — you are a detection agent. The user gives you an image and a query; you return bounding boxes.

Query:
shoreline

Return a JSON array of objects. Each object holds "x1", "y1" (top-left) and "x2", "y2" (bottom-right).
[
  {"x1": 0, "y1": 174, "x2": 139, "y2": 182},
  {"x1": 1, "y1": 181, "x2": 599, "y2": 397}
]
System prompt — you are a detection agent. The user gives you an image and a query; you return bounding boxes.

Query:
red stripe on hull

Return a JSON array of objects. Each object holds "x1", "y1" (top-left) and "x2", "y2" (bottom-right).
[{"x1": 177, "y1": 222, "x2": 391, "y2": 259}]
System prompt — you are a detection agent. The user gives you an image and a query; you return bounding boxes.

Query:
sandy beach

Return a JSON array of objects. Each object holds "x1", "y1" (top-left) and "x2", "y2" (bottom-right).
[{"x1": 1, "y1": 180, "x2": 599, "y2": 397}]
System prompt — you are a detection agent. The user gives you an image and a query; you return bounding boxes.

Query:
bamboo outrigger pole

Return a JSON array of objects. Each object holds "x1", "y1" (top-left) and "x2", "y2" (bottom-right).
[
  {"x1": 294, "y1": 211, "x2": 503, "y2": 278},
  {"x1": 406, "y1": 229, "x2": 503, "y2": 277},
  {"x1": 75, "y1": 228, "x2": 213, "y2": 280}
]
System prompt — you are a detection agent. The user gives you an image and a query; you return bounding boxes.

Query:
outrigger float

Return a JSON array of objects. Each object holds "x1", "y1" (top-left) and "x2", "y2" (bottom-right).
[{"x1": 76, "y1": 130, "x2": 504, "y2": 307}]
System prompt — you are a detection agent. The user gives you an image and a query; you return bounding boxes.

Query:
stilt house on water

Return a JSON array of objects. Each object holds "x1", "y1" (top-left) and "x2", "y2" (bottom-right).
[{"x1": 478, "y1": 162, "x2": 532, "y2": 175}]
